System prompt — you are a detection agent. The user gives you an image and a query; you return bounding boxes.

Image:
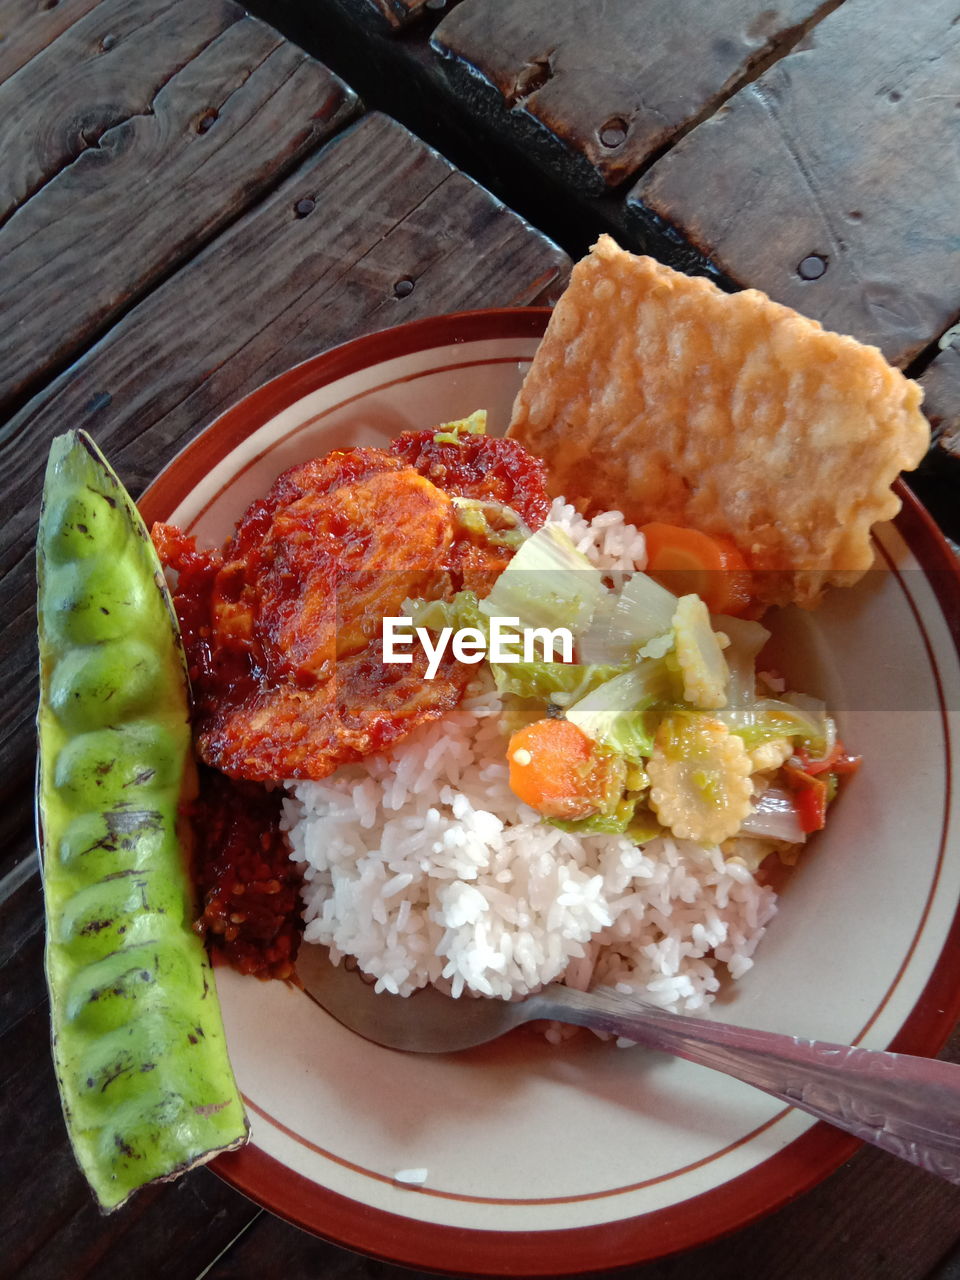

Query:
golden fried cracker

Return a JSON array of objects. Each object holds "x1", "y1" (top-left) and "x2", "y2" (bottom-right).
[{"x1": 508, "y1": 235, "x2": 930, "y2": 607}]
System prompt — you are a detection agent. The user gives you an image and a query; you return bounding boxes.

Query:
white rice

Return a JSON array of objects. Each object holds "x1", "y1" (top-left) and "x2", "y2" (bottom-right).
[{"x1": 283, "y1": 500, "x2": 778, "y2": 1015}]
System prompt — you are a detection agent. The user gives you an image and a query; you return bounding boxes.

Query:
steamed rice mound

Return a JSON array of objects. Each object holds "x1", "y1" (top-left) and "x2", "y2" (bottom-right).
[{"x1": 284, "y1": 501, "x2": 779, "y2": 1014}]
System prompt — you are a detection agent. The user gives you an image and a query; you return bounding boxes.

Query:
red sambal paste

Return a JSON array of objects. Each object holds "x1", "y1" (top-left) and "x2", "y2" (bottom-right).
[{"x1": 189, "y1": 765, "x2": 301, "y2": 981}]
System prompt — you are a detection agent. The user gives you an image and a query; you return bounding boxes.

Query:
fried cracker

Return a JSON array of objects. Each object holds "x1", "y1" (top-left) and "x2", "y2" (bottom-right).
[{"x1": 508, "y1": 235, "x2": 930, "y2": 607}]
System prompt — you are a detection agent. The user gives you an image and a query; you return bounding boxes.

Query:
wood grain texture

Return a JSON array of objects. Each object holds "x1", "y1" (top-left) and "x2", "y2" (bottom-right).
[
  {"x1": 0, "y1": 854, "x2": 262, "y2": 1280},
  {"x1": 430, "y1": 0, "x2": 836, "y2": 194},
  {"x1": 0, "y1": 0, "x2": 358, "y2": 416},
  {"x1": 0, "y1": 0, "x2": 233, "y2": 221},
  {"x1": 0, "y1": 110, "x2": 569, "y2": 880},
  {"x1": 0, "y1": 0, "x2": 102, "y2": 84},
  {"x1": 629, "y1": 0, "x2": 960, "y2": 367}
]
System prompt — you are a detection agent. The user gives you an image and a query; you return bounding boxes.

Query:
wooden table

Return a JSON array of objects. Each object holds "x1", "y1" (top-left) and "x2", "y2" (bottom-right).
[
  {"x1": 259, "y1": 0, "x2": 960, "y2": 543},
  {"x1": 3, "y1": 1, "x2": 960, "y2": 1278}
]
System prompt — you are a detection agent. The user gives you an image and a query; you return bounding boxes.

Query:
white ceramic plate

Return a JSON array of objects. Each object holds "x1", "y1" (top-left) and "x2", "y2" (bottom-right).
[{"x1": 140, "y1": 309, "x2": 960, "y2": 1274}]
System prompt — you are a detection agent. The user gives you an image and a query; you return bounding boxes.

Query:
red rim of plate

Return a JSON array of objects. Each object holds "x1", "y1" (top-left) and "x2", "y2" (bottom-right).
[{"x1": 138, "y1": 308, "x2": 960, "y2": 1276}]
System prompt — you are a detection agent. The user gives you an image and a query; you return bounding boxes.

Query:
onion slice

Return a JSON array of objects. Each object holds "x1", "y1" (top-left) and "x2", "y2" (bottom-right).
[{"x1": 740, "y1": 787, "x2": 806, "y2": 844}]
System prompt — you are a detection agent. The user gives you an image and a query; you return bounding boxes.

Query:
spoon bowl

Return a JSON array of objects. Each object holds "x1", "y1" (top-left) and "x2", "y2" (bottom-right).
[{"x1": 298, "y1": 945, "x2": 960, "y2": 1186}]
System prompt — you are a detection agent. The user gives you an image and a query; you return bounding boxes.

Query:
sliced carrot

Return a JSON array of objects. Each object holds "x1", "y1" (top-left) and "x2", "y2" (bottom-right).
[
  {"x1": 640, "y1": 523, "x2": 753, "y2": 616},
  {"x1": 783, "y1": 763, "x2": 829, "y2": 833},
  {"x1": 507, "y1": 719, "x2": 606, "y2": 819}
]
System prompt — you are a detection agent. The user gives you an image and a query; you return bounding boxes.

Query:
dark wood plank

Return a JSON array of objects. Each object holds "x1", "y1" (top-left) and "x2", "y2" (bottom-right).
[
  {"x1": 345, "y1": 0, "x2": 455, "y2": 33},
  {"x1": 0, "y1": 0, "x2": 359, "y2": 416},
  {"x1": 430, "y1": 0, "x2": 839, "y2": 194},
  {"x1": 0, "y1": 0, "x2": 102, "y2": 84},
  {"x1": 0, "y1": 0, "x2": 233, "y2": 221},
  {"x1": 246, "y1": 0, "x2": 731, "y2": 284},
  {"x1": 922, "y1": 341, "x2": 960, "y2": 464},
  {"x1": 930, "y1": 1237, "x2": 960, "y2": 1280},
  {"x1": 910, "y1": 338, "x2": 960, "y2": 542},
  {"x1": 629, "y1": 0, "x2": 960, "y2": 368},
  {"x1": 0, "y1": 846, "x2": 262, "y2": 1280},
  {"x1": 0, "y1": 110, "x2": 569, "y2": 882}
]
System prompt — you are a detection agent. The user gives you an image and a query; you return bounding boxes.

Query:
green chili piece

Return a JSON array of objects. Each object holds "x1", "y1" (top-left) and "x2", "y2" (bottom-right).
[{"x1": 37, "y1": 430, "x2": 248, "y2": 1212}]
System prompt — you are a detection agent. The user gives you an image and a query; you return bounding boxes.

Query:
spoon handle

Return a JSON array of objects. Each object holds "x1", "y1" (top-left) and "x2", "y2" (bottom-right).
[{"x1": 540, "y1": 985, "x2": 960, "y2": 1183}]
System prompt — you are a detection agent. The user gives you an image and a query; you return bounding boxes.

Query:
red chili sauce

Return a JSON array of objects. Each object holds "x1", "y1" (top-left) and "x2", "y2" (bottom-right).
[{"x1": 188, "y1": 766, "x2": 301, "y2": 981}]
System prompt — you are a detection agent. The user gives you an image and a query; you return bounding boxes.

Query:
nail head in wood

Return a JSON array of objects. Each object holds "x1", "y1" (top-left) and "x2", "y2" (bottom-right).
[
  {"x1": 598, "y1": 117, "x2": 628, "y2": 149},
  {"x1": 393, "y1": 278, "x2": 415, "y2": 298},
  {"x1": 797, "y1": 254, "x2": 828, "y2": 280}
]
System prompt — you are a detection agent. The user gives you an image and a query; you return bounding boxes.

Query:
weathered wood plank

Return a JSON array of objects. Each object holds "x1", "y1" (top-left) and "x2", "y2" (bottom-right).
[
  {"x1": 0, "y1": 110, "x2": 569, "y2": 881},
  {"x1": 629, "y1": 0, "x2": 960, "y2": 367},
  {"x1": 0, "y1": 0, "x2": 102, "y2": 85},
  {"x1": 0, "y1": 0, "x2": 358, "y2": 416},
  {"x1": 244, "y1": 0, "x2": 671, "y2": 273},
  {"x1": 0, "y1": 848, "x2": 263, "y2": 1280},
  {"x1": 430, "y1": 0, "x2": 838, "y2": 195},
  {"x1": 0, "y1": 0, "x2": 233, "y2": 222}
]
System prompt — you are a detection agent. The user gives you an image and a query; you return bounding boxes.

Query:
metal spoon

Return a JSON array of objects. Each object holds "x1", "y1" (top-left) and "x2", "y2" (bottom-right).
[{"x1": 297, "y1": 945, "x2": 960, "y2": 1185}]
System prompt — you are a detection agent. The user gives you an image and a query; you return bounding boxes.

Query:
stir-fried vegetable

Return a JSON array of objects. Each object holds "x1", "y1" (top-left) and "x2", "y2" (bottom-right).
[
  {"x1": 406, "y1": 590, "x2": 487, "y2": 635},
  {"x1": 748, "y1": 736, "x2": 794, "y2": 772},
  {"x1": 793, "y1": 740, "x2": 861, "y2": 778},
  {"x1": 783, "y1": 763, "x2": 830, "y2": 833},
  {"x1": 640, "y1": 522, "x2": 753, "y2": 616},
  {"x1": 452, "y1": 497, "x2": 530, "y2": 549},
  {"x1": 433, "y1": 408, "x2": 488, "y2": 444},
  {"x1": 719, "y1": 695, "x2": 831, "y2": 755},
  {"x1": 646, "y1": 713, "x2": 755, "y2": 844},
  {"x1": 479, "y1": 523, "x2": 605, "y2": 637},
  {"x1": 672, "y1": 594, "x2": 729, "y2": 709},
  {"x1": 581, "y1": 572, "x2": 677, "y2": 664},
  {"x1": 37, "y1": 431, "x2": 248, "y2": 1211},
  {"x1": 490, "y1": 660, "x2": 624, "y2": 703},
  {"x1": 739, "y1": 786, "x2": 807, "y2": 843},
  {"x1": 405, "y1": 503, "x2": 850, "y2": 859},
  {"x1": 483, "y1": 513, "x2": 857, "y2": 856},
  {"x1": 718, "y1": 614, "x2": 771, "y2": 705},
  {"x1": 565, "y1": 661, "x2": 672, "y2": 762},
  {"x1": 507, "y1": 719, "x2": 623, "y2": 819}
]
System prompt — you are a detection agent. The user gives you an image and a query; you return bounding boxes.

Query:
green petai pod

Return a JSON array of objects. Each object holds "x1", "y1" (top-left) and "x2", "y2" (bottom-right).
[{"x1": 36, "y1": 430, "x2": 248, "y2": 1212}]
